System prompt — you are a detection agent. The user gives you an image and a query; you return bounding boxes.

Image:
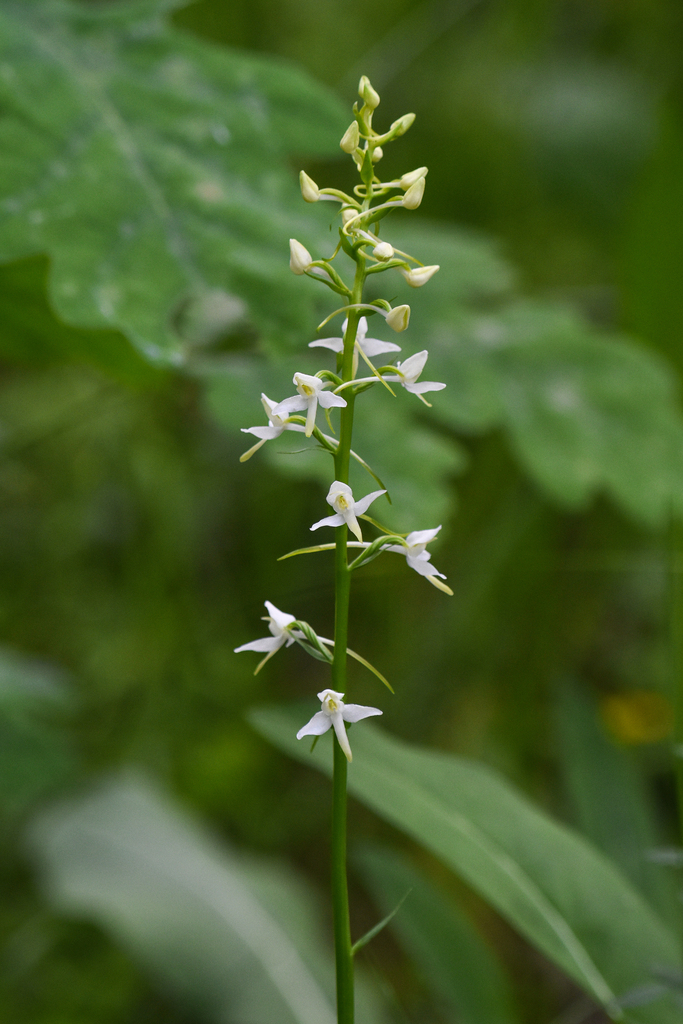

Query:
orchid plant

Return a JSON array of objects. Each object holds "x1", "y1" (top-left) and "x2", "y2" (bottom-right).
[{"x1": 235, "y1": 76, "x2": 451, "y2": 1024}]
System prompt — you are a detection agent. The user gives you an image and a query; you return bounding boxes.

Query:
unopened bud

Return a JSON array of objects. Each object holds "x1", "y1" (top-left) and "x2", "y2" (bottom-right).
[
  {"x1": 299, "y1": 170, "x2": 320, "y2": 203},
  {"x1": 402, "y1": 176, "x2": 425, "y2": 210},
  {"x1": 289, "y1": 238, "x2": 313, "y2": 275},
  {"x1": 341, "y1": 207, "x2": 357, "y2": 225},
  {"x1": 358, "y1": 75, "x2": 380, "y2": 110},
  {"x1": 386, "y1": 304, "x2": 411, "y2": 332},
  {"x1": 400, "y1": 166, "x2": 428, "y2": 190},
  {"x1": 399, "y1": 264, "x2": 440, "y2": 287},
  {"x1": 373, "y1": 241, "x2": 394, "y2": 260},
  {"x1": 371, "y1": 146, "x2": 384, "y2": 163},
  {"x1": 390, "y1": 113, "x2": 415, "y2": 138},
  {"x1": 340, "y1": 121, "x2": 360, "y2": 154}
]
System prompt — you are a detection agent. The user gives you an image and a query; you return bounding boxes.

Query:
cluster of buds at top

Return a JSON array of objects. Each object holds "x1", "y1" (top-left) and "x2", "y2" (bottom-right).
[{"x1": 291, "y1": 76, "x2": 439, "y2": 316}]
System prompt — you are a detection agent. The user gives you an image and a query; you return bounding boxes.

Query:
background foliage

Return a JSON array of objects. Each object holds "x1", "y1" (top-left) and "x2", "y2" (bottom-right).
[{"x1": 1, "y1": 0, "x2": 683, "y2": 1022}]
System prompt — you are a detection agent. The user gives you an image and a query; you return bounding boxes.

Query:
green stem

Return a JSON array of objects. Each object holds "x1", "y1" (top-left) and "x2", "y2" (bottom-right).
[{"x1": 329, "y1": 258, "x2": 365, "y2": 1024}]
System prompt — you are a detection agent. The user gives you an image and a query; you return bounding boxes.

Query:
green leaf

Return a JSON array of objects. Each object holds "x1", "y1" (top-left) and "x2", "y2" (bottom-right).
[
  {"x1": 0, "y1": 646, "x2": 76, "y2": 813},
  {"x1": 357, "y1": 846, "x2": 521, "y2": 1024},
  {"x1": 27, "y1": 773, "x2": 387, "y2": 1024},
  {"x1": 0, "y1": 0, "x2": 348, "y2": 363},
  {"x1": 250, "y1": 706, "x2": 683, "y2": 1023},
  {"x1": 554, "y1": 679, "x2": 678, "y2": 930},
  {"x1": 0, "y1": 256, "x2": 165, "y2": 385}
]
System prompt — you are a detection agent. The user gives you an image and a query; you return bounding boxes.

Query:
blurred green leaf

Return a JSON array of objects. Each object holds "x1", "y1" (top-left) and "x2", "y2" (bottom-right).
[
  {"x1": 0, "y1": 646, "x2": 76, "y2": 813},
  {"x1": 250, "y1": 707, "x2": 682, "y2": 1022},
  {"x1": 0, "y1": 256, "x2": 165, "y2": 385},
  {"x1": 554, "y1": 678, "x2": 678, "y2": 930},
  {"x1": 357, "y1": 846, "x2": 521, "y2": 1024},
  {"x1": 0, "y1": 0, "x2": 347, "y2": 364},
  {"x1": 388, "y1": 223, "x2": 683, "y2": 526},
  {"x1": 27, "y1": 774, "x2": 386, "y2": 1024}
]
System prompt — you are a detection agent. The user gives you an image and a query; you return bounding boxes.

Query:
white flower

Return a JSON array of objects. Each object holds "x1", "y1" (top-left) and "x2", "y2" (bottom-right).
[
  {"x1": 240, "y1": 393, "x2": 305, "y2": 461},
  {"x1": 400, "y1": 166, "x2": 428, "y2": 190},
  {"x1": 309, "y1": 316, "x2": 401, "y2": 377},
  {"x1": 289, "y1": 238, "x2": 313, "y2": 275},
  {"x1": 273, "y1": 373, "x2": 347, "y2": 438},
  {"x1": 372, "y1": 241, "x2": 394, "y2": 260},
  {"x1": 296, "y1": 688, "x2": 382, "y2": 762},
  {"x1": 385, "y1": 304, "x2": 411, "y2": 332},
  {"x1": 383, "y1": 350, "x2": 446, "y2": 396},
  {"x1": 399, "y1": 264, "x2": 440, "y2": 288},
  {"x1": 340, "y1": 121, "x2": 360, "y2": 154},
  {"x1": 299, "y1": 171, "x2": 320, "y2": 203},
  {"x1": 385, "y1": 526, "x2": 448, "y2": 581},
  {"x1": 402, "y1": 176, "x2": 425, "y2": 209},
  {"x1": 234, "y1": 601, "x2": 300, "y2": 673},
  {"x1": 310, "y1": 481, "x2": 386, "y2": 542}
]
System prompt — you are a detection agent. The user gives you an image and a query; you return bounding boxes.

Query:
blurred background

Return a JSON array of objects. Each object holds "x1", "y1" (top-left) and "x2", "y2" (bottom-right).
[{"x1": 2, "y1": 0, "x2": 683, "y2": 1021}]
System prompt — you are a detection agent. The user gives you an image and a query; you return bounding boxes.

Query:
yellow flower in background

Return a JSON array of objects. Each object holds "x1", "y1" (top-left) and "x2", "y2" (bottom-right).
[{"x1": 601, "y1": 690, "x2": 674, "y2": 745}]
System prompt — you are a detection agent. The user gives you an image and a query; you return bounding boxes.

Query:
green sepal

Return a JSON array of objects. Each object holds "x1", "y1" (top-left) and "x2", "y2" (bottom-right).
[
  {"x1": 291, "y1": 621, "x2": 334, "y2": 664},
  {"x1": 347, "y1": 535, "x2": 405, "y2": 572},
  {"x1": 316, "y1": 370, "x2": 343, "y2": 386},
  {"x1": 351, "y1": 889, "x2": 412, "y2": 956}
]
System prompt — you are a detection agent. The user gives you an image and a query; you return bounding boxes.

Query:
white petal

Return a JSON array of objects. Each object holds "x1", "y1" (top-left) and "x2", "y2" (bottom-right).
[
  {"x1": 343, "y1": 510, "x2": 363, "y2": 542},
  {"x1": 327, "y1": 481, "x2": 353, "y2": 502},
  {"x1": 309, "y1": 337, "x2": 343, "y2": 352},
  {"x1": 406, "y1": 553, "x2": 446, "y2": 579},
  {"x1": 318, "y1": 391, "x2": 347, "y2": 409},
  {"x1": 404, "y1": 380, "x2": 446, "y2": 394},
  {"x1": 241, "y1": 425, "x2": 282, "y2": 440},
  {"x1": 341, "y1": 703, "x2": 383, "y2": 723},
  {"x1": 331, "y1": 712, "x2": 353, "y2": 761},
  {"x1": 272, "y1": 395, "x2": 306, "y2": 418},
  {"x1": 265, "y1": 601, "x2": 296, "y2": 631},
  {"x1": 234, "y1": 636, "x2": 282, "y2": 653},
  {"x1": 397, "y1": 350, "x2": 429, "y2": 381},
  {"x1": 361, "y1": 338, "x2": 401, "y2": 357},
  {"x1": 353, "y1": 489, "x2": 387, "y2": 516},
  {"x1": 318, "y1": 688, "x2": 344, "y2": 702},
  {"x1": 297, "y1": 711, "x2": 332, "y2": 739},
  {"x1": 405, "y1": 526, "x2": 442, "y2": 546},
  {"x1": 310, "y1": 513, "x2": 345, "y2": 531}
]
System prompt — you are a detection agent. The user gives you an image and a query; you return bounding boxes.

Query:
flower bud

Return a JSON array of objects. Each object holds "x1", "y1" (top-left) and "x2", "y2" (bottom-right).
[
  {"x1": 373, "y1": 241, "x2": 394, "y2": 260},
  {"x1": 358, "y1": 75, "x2": 380, "y2": 110},
  {"x1": 399, "y1": 264, "x2": 440, "y2": 287},
  {"x1": 390, "y1": 113, "x2": 415, "y2": 137},
  {"x1": 400, "y1": 166, "x2": 428, "y2": 190},
  {"x1": 371, "y1": 146, "x2": 384, "y2": 163},
  {"x1": 341, "y1": 207, "x2": 357, "y2": 225},
  {"x1": 402, "y1": 176, "x2": 425, "y2": 210},
  {"x1": 289, "y1": 238, "x2": 313, "y2": 275},
  {"x1": 386, "y1": 304, "x2": 411, "y2": 332},
  {"x1": 340, "y1": 121, "x2": 360, "y2": 154},
  {"x1": 299, "y1": 170, "x2": 320, "y2": 203}
]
